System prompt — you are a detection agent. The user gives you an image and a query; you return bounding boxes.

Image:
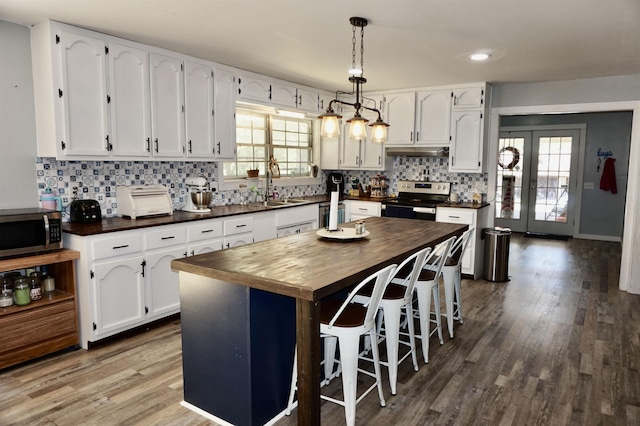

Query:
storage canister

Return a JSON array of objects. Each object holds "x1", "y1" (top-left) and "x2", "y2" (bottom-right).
[
  {"x1": 42, "y1": 274, "x2": 56, "y2": 292},
  {"x1": 0, "y1": 276, "x2": 13, "y2": 307},
  {"x1": 28, "y1": 274, "x2": 42, "y2": 301},
  {"x1": 13, "y1": 276, "x2": 30, "y2": 306}
]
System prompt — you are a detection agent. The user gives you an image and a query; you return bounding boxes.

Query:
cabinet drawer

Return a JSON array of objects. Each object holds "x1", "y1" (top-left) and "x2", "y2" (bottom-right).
[
  {"x1": 0, "y1": 300, "x2": 76, "y2": 354},
  {"x1": 436, "y1": 208, "x2": 475, "y2": 225},
  {"x1": 349, "y1": 202, "x2": 381, "y2": 217},
  {"x1": 92, "y1": 232, "x2": 142, "y2": 260},
  {"x1": 224, "y1": 216, "x2": 253, "y2": 236},
  {"x1": 144, "y1": 225, "x2": 187, "y2": 250},
  {"x1": 188, "y1": 220, "x2": 223, "y2": 242}
]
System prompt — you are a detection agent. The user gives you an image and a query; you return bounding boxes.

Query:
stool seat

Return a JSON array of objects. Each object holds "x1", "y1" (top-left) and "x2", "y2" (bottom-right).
[
  {"x1": 357, "y1": 281, "x2": 406, "y2": 300},
  {"x1": 321, "y1": 299, "x2": 367, "y2": 327}
]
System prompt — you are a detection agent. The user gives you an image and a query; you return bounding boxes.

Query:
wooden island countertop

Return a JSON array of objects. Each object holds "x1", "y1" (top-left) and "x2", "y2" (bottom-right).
[{"x1": 171, "y1": 217, "x2": 467, "y2": 425}]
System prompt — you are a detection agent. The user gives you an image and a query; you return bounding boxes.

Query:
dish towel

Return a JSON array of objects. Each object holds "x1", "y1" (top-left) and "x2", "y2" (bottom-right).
[{"x1": 599, "y1": 157, "x2": 617, "y2": 194}]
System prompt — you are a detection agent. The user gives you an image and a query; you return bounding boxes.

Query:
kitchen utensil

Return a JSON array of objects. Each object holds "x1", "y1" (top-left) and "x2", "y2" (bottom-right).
[
  {"x1": 70, "y1": 199, "x2": 102, "y2": 223},
  {"x1": 40, "y1": 192, "x2": 62, "y2": 211},
  {"x1": 183, "y1": 177, "x2": 214, "y2": 213}
]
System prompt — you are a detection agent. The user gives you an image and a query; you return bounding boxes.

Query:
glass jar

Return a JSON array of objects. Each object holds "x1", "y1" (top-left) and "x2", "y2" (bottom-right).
[
  {"x1": 0, "y1": 276, "x2": 13, "y2": 307},
  {"x1": 42, "y1": 274, "x2": 56, "y2": 293},
  {"x1": 13, "y1": 276, "x2": 31, "y2": 306},
  {"x1": 28, "y1": 274, "x2": 42, "y2": 301}
]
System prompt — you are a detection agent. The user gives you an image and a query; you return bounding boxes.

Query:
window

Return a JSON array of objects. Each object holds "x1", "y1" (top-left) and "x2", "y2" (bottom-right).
[{"x1": 223, "y1": 109, "x2": 313, "y2": 179}]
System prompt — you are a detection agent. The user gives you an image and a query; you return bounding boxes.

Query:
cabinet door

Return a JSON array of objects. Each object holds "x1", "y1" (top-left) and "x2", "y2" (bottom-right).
[
  {"x1": 341, "y1": 136, "x2": 361, "y2": 168},
  {"x1": 92, "y1": 256, "x2": 145, "y2": 337},
  {"x1": 415, "y1": 89, "x2": 451, "y2": 145},
  {"x1": 450, "y1": 110, "x2": 482, "y2": 173},
  {"x1": 150, "y1": 53, "x2": 185, "y2": 157},
  {"x1": 108, "y1": 43, "x2": 151, "y2": 158},
  {"x1": 145, "y1": 246, "x2": 185, "y2": 319},
  {"x1": 59, "y1": 32, "x2": 109, "y2": 156},
  {"x1": 318, "y1": 91, "x2": 335, "y2": 113},
  {"x1": 297, "y1": 88, "x2": 319, "y2": 112},
  {"x1": 188, "y1": 239, "x2": 223, "y2": 256},
  {"x1": 361, "y1": 138, "x2": 384, "y2": 170},
  {"x1": 223, "y1": 233, "x2": 254, "y2": 249},
  {"x1": 384, "y1": 92, "x2": 416, "y2": 145},
  {"x1": 214, "y1": 68, "x2": 237, "y2": 160},
  {"x1": 452, "y1": 87, "x2": 484, "y2": 109},
  {"x1": 238, "y1": 74, "x2": 271, "y2": 102},
  {"x1": 271, "y1": 83, "x2": 297, "y2": 108},
  {"x1": 184, "y1": 60, "x2": 214, "y2": 158}
]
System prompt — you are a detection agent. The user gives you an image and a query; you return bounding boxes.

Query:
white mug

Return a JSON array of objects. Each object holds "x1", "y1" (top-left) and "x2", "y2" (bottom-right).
[{"x1": 450, "y1": 193, "x2": 458, "y2": 203}]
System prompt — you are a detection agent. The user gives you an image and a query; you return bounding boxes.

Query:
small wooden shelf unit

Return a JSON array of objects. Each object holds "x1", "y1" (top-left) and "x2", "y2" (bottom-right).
[{"x1": 0, "y1": 249, "x2": 80, "y2": 369}]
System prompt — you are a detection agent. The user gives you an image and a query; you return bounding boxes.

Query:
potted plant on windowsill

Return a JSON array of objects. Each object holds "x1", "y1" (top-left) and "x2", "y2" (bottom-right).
[{"x1": 247, "y1": 169, "x2": 259, "y2": 178}]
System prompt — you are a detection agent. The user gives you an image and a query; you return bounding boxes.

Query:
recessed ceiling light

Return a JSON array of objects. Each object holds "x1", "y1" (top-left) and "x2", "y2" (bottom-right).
[{"x1": 469, "y1": 52, "x2": 490, "y2": 61}]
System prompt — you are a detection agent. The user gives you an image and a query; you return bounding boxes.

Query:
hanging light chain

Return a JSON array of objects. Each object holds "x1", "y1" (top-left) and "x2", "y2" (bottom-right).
[
  {"x1": 352, "y1": 23, "x2": 357, "y2": 75},
  {"x1": 360, "y1": 23, "x2": 365, "y2": 77}
]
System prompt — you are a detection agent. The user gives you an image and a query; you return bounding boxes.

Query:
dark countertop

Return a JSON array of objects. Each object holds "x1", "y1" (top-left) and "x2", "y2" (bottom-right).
[
  {"x1": 438, "y1": 201, "x2": 491, "y2": 209},
  {"x1": 62, "y1": 195, "x2": 332, "y2": 236}
]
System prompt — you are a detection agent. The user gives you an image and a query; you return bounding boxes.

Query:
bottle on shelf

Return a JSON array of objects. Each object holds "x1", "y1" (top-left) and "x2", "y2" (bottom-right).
[
  {"x1": 0, "y1": 276, "x2": 13, "y2": 307},
  {"x1": 13, "y1": 276, "x2": 30, "y2": 306}
]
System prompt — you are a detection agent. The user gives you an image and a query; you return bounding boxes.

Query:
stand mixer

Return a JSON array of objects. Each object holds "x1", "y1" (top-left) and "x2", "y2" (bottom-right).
[{"x1": 183, "y1": 177, "x2": 213, "y2": 213}]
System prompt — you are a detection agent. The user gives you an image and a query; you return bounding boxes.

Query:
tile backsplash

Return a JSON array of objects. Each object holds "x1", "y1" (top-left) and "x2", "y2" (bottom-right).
[{"x1": 36, "y1": 156, "x2": 487, "y2": 221}]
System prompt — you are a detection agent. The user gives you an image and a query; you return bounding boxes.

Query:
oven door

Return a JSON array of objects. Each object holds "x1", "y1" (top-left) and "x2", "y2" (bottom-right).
[
  {"x1": 412, "y1": 207, "x2": 436, "y2": 221},
  {"x1": 383, "y1": 204, "x2": 416, "y2": 219}
]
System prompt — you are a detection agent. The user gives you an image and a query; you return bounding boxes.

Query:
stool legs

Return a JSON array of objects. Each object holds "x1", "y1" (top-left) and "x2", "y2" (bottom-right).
[
  {"x1": 454, "y1": 265, "x2": 463, "y2": 324},
  {"x1": 441, "y1": 268, "x2": 456, "y2": 338}
]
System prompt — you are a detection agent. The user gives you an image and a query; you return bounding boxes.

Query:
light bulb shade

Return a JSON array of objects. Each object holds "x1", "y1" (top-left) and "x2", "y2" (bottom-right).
[
  {"x1": 347, "y1": 115, "x2": 369, "y2": 140},
  {"x1": 369, "y1": 117, "x2": 390, "y2": 143},
  {"x1": 319, "y1": 110, "x2": 342, "y2": 138}
]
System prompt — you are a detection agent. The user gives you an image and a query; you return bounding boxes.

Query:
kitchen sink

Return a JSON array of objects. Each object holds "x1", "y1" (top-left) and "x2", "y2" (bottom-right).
[{"x1": 252, "y1": 199, "x2": 312, "y2": 208}]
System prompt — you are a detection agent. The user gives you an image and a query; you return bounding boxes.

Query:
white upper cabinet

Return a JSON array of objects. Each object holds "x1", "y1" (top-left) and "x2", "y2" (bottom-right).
[
  {"x1": 415, "y1": 89, "x2": 452, "y2": 145},
  {"x1": 108, "y1": 42, "x2": 151, "y2": 157},
  {"x1": 452, "y1": 86, "x2": 484, "y2": 109},
  {"x1": 449, "y1": 85, "x2": 488, "y2": 173},
  {"x1": 297, "y1": 87, "x2": 320, "y2": 113},
  {"x1": 184, "y1": 60, "x2": 215, "y2": 158},
  {"x1": 59, "y1": 31, "x2": 110, "y2": 157},
  {"x1": 213, "y1": 68, "x2": 237, "y2": 160},
  {"x1": 237, "y1": 73, "x2": 272, "y2": 103},
  {"x1": 384, "y1": 92, "x2": 416, "y2": 145},
  {"x1": 271, "y1": 82, "x2": 298, "y2": 109},
  {"x1": 149, "y1": 53, "x2": 185, "y2": 157},
  {"x1": 450, "y1": 110, "x2": 483, "y2": 173}
]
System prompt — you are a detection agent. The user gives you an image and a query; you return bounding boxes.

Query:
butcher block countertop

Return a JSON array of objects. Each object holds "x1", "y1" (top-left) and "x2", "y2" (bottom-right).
[{"x1": 171, "y1": 217, "x2": 467, "y2": 301}]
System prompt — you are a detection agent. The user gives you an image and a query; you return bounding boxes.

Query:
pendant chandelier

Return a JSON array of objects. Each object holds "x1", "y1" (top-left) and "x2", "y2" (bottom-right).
[{"x1": 319, "y1": 17, "x2": 390, "y2": 142}]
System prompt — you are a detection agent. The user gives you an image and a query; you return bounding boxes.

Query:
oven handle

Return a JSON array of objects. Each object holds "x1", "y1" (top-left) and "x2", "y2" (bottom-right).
[{"x1": 413, "y1": 207, "x2": 436, "y2": 214}]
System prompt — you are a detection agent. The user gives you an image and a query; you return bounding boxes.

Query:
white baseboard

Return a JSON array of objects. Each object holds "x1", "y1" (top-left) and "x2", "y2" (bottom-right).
[{"x1": 180, "y1": 400, "x2": 292, "y2": 426}]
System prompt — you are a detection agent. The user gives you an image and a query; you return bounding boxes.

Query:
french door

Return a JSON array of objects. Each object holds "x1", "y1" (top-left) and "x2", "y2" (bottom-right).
[{"x1": 496, "y1": 129, "x2": 581, "y2": 236}]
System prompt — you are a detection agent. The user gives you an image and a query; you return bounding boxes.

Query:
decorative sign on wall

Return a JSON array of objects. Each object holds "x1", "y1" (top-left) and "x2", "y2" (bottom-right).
[{"x1": 596, "y1": 147, "x2": 614, "y2": 172}]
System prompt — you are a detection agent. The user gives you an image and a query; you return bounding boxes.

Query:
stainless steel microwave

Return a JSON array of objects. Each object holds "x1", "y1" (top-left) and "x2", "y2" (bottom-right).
[{"x1": 0, "y1": 209, "x2": 63, "y2": 258}]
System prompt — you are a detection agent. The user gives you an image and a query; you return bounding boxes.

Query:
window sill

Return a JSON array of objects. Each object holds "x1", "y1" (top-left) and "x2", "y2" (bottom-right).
[{"x1": 218, "y1": 175, "x2": 322, "y2": 192}]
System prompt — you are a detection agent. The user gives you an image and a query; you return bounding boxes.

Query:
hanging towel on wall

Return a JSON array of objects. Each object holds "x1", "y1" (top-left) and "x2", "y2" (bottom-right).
[{"x1": 599, "y1": 157, "x2": 617, "y2": 194}]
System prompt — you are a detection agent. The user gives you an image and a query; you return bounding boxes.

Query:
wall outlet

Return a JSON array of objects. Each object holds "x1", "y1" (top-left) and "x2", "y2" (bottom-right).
[{"x1": 584, "y1": 182, "x2": 595, "y2": 189}]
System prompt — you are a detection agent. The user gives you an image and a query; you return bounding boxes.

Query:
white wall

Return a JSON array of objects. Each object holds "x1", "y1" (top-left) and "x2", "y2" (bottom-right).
[{"x1": 0, "y1": 20, "x2": 38, "y2": 209}]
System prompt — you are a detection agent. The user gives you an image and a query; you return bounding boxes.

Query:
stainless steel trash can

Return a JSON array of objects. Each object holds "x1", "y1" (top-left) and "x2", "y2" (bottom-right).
[{"x1": 482, "y1": 227, "x2": 511, "y2": 281}]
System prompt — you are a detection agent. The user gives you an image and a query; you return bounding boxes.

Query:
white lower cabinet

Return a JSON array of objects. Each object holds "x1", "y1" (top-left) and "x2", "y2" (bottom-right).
[
  {"x1": 344, "y1": 200, "x2": 382, "y2": 222},
  {"x1": 92, "y1": 255, "x2": 146, "y2": 338},
  {"x1": 65, "y1": 204, "x2": 320, "y2": 348},
  {"x1": 435, "y1": 206, "x2": 489, "y2": 279},
  {"x1": 187, "y1": 219, "x2": 223, "y2": 255},
  {"x1": 223, "y1": 216, "x2": 254, "y2": 248}
]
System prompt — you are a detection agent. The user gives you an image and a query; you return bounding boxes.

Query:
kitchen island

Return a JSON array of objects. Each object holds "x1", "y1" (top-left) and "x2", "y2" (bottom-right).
[{"x1": 171, "y1": 217, "x2": 467, "y2": 425}]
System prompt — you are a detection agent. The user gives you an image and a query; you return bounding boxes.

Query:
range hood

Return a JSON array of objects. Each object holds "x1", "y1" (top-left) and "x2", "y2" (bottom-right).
[{"x1": 385, "y1": 147, "x2": 449, "y2": 157}]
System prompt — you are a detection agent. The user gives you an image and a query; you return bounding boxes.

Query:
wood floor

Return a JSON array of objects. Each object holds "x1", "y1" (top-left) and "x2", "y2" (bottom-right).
[{"x1": 1, "y1": 233, "x2": 638, "y2": 425}]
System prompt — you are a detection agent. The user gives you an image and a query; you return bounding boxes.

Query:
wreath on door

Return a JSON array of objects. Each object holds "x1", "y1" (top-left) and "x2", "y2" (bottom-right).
[{"x1": 498, "y1": 146, "x2": 520, "y2": 170}]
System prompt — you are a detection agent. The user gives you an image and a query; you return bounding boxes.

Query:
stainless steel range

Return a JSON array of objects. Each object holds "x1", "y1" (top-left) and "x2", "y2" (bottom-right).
[{"x1": 383, "y1": 180, "x2": 451, "y2": 221}]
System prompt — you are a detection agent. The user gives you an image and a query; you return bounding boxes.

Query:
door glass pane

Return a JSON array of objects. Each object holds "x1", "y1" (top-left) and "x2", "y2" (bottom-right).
[
  {"x1": 496, "y1": 137, "x2": 525, "y2": 219},
  {"x1": 534, "y1": 136, "x2": 570, "y2": 223}
]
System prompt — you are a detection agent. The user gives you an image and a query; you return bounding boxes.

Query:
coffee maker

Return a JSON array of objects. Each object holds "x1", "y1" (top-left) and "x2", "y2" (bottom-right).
[{"x1": 327, "y1": 172, "x2": 344, "y2": 197}]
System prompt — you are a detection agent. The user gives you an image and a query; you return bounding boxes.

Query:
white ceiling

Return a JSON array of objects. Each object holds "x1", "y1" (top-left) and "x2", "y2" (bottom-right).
[{"x1": 1, "y1": 0, "x2": 639, "y2": 92}]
